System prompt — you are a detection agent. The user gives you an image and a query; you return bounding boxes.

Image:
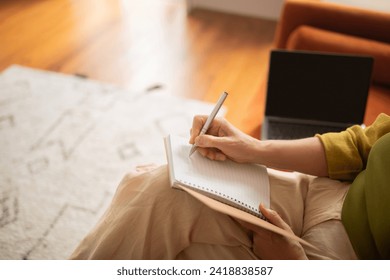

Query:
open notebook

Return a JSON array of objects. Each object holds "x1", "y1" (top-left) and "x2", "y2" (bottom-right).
[
  {"x1": 164, "y1": 134, "x2": 316, "y2": 248},
  {"x1": 164, "y1": 134, "x2": 270, "y2": 218}
]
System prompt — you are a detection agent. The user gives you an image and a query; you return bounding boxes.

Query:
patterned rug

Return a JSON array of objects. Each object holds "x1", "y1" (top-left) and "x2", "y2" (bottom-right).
[{"x1": 0, "y1": 66, "x2": 219, "y2": 259}]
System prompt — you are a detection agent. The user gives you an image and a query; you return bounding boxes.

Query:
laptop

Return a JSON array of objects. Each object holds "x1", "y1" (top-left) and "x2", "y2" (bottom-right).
[{"x1": 261, "y1": 50, "x2": 373, "y2": 140}]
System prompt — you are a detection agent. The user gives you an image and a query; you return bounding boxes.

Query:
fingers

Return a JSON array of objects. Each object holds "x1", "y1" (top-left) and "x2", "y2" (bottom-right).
[
  {"x1": 189, "y1": 115, "x2": 236, "y2": 161},
  {"x1": 197, "y1": 147, "x2": 227, "y2": 161},
  {"x1": 260, "y1": 204, "x2": 292, "y2": 232},
  {"x1": 194, "y1": 133, "x2": 224, "y2": 160},
  {"x1": 189, "y1": 115, "x2": 208, "y2": 144},
  {"x1": 240, "y1": 205, "x2": 293, "y2": 236},
  {"x1": 189, "y1": 115, "x2": 226, "y2": 143},
  {"x1": 195, "y1": 134, "x2": 221, "y2": 147}
]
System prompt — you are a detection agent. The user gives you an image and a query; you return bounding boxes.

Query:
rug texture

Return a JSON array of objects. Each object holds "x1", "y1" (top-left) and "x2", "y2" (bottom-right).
[{"x1": 0, "y1": 66, "x2": 218, "y2": 259}]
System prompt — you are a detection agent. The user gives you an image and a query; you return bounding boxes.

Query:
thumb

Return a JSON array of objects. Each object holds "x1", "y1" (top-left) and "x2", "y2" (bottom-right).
[{"x1": 260, "y1": 204, "x2": 292, "y2": 232}]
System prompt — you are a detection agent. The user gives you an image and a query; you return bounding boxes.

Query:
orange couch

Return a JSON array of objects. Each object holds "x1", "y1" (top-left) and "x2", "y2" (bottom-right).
[{"x1": 244, "y1": 0, "x2": 390, "y2": 138}]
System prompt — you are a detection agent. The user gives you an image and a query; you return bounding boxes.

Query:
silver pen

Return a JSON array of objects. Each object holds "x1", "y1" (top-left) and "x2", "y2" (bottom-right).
[{"x1": 189, "y1": 91, "x2": 228, "y2": 157}]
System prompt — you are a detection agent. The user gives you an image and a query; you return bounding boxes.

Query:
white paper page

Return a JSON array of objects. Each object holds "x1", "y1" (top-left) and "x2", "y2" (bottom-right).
[{"x1": 169, "y1": 135, "x2": 270, "y2": 215}]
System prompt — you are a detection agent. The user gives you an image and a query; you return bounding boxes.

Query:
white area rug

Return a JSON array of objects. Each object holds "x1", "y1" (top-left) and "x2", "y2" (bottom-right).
[{"x1": 0, "y1": 66, "x2": 218, "y2": 259}]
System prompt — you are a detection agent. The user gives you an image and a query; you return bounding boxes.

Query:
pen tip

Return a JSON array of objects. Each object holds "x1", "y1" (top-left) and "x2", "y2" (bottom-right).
[{"x1": 189, "y1": 146, "x2": 196, "y2": 157}]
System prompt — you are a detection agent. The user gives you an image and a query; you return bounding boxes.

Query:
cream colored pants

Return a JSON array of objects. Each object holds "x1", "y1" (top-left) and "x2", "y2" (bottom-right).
[{"x1": 70, "y1": 165, "x2": 357, "y2": 260}]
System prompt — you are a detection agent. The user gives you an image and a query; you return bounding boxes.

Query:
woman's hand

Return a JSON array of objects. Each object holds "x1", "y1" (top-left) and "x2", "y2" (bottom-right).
[
  {"x1": 189, "y1": 115, "x2": 260, "y2": 163},
  {"x1": 244, "y1": 204, "x2": 308, "y2": 260},
  {"x1": 189, "y1": 115, "x2": 328, "y2": 177}
]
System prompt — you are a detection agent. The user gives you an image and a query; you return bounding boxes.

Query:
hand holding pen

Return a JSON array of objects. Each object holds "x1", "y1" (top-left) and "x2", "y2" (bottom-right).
[
  {"x1": 189, "y1": 92, "x2": 261, "y2": 163},
  {"x1": 189, "y1": 91, "x2": 228, "y2": 157}
]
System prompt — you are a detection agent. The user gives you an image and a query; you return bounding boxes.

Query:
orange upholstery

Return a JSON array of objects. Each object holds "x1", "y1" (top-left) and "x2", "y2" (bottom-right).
[
  {"x1": 274, "y1": 0, "x2": 390, "y2": 49},
  {"x1": 287, "y1": 26, "x2": 390, "y2": 86},
  {"x1": 244, "y1": 0, "x2": 390, "y2": 138}
]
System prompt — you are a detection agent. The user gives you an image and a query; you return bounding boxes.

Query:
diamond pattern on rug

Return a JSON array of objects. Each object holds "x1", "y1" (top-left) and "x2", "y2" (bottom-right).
[{"x1": 0, "y1": 66, "x2": 220, "y2": 259}]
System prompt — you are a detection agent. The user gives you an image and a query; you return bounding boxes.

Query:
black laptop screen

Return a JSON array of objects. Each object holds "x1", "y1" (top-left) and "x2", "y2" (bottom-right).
[{"x1": 265, "y1": 50, "x2": 373, "y2": 124}]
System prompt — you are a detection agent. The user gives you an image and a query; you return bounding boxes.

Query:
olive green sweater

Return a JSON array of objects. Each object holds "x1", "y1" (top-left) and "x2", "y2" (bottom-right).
[{"x1": 317, "y1": 113, "x2": 390, "y2": 259}]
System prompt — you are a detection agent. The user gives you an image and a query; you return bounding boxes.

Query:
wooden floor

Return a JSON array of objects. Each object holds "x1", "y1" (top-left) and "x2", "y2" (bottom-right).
[
  {"x1": 0, "y1": 0, "x2": 276, "y2": 135},
  {"x1": 2, "y1": 0, "x2": 388, "y2": 137}
]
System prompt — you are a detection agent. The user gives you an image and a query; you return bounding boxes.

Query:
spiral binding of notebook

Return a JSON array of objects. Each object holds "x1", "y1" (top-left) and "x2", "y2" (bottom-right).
[{"x1": 178, "y1": 180, "x2": 263, "y2": 219}]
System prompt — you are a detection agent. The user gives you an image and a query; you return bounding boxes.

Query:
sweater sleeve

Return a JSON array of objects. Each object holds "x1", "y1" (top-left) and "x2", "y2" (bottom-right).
[{"x1": 316, "y1": 113, "x2": 390, "y2": 181}]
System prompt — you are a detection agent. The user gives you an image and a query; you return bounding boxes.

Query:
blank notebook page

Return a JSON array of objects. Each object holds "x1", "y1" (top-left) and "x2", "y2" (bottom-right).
[{"x1": 168, "y1": 135, "x2": 270, "y2": 215}]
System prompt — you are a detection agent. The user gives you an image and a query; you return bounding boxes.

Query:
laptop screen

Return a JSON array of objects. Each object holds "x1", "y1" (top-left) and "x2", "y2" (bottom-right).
[{"x1": 265, "y1": 50, "x2": 373, "y2": 124}]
